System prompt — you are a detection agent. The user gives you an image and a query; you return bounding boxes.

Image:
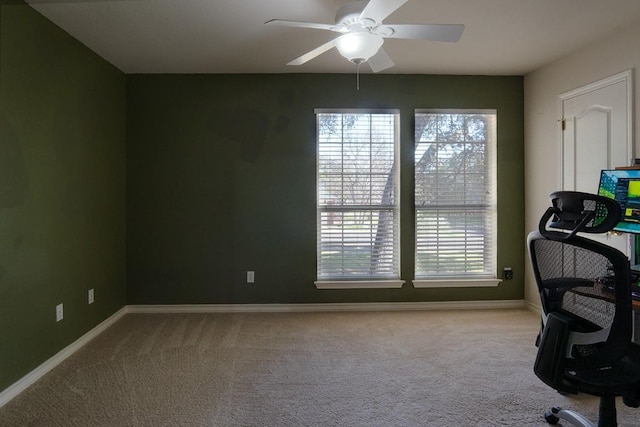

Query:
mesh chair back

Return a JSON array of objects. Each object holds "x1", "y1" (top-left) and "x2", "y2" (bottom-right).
[
  {"x1": 531, "y1": 238, "x2": 614, "y2": 329},
  {"x1": 529, "y1": 232, "x2": 632, "y2": 366}
]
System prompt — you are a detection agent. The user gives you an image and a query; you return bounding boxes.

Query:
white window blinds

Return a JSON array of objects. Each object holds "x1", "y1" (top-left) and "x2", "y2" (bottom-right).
[
  {"x1": 316, "y1": 110, "x2": 400, "y2": 280},
  {"x1": 414, "y1": 110, "x2": 497, "y2": 279}
]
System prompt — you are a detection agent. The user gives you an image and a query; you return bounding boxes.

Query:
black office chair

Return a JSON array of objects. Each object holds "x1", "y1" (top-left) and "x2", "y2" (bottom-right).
[{"x1": 528, "y1": 191, "x2": 640, "y2": 427}]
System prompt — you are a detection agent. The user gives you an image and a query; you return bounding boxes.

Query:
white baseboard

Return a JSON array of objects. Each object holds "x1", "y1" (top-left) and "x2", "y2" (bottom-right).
[
  {"x1": 0, "y1": 307, "x2": 128, "y2": 408},
  {"x1": 0, "y1": 299, "x2": 525, "y2": 408},
  {"x1": 524, "y1": 300, "x2": 542, "y2": 314},
  {"x1": 127, "y1": 299, "x2": 526, "y2": 313}
]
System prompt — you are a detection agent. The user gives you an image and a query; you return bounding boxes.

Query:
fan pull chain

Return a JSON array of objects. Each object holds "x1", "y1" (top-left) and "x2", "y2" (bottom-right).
[{"x1": 356, "y1": 63, "x2": 360, "y2": 90}]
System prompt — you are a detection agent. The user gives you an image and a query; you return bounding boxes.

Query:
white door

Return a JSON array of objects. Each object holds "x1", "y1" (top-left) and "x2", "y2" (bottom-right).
[{"x1": 560, "y1": 70, "x2": 633, "y2": 255}]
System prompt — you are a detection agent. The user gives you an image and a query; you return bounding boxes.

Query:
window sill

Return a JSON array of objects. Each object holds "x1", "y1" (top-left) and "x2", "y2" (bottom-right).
[
  {"x1": 315, "y1": 280, "x2": 405, "y2": 289},
  {"x1": 412, "y1": 278, "x2": 502, "y2": 288}
]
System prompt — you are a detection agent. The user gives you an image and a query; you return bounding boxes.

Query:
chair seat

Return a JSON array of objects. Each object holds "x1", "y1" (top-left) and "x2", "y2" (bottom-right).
[{"x1": 565, "y1": 354, "x2": 640, "y2": 395}]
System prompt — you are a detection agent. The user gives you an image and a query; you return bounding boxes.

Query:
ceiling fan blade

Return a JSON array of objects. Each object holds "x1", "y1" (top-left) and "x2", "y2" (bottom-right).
[
  {"x1": 265, "y1": 19, "x2": 340, "y2": 33},
  {"x1": 287, "y1": 39, "x2": 337, "y2": 66},
  {"x1": 367, "y1": 47, "x2": 394, "y2": 73},
  {"x1": 384, "y1": 24, "x2": 465, "y2": 42},
  {"x1": 359, "y1": 0, "x2": 408, "y2": 25}
]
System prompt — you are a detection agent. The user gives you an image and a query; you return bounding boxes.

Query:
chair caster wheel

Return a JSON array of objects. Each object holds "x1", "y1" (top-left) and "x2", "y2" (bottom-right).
[{"x1": 544, "y1": 408, "x2": 560, "y2": 424}]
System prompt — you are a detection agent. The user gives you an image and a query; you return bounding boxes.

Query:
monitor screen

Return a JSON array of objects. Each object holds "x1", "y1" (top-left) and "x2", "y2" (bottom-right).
[{"x1": 598, "y1": 169, "x2": 640, "y2": 234}]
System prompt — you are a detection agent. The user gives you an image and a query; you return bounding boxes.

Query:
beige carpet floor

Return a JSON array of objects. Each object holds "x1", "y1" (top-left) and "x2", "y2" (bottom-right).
[{"x1": 1, "y1": 308, "x2": 639, "y2": 426}]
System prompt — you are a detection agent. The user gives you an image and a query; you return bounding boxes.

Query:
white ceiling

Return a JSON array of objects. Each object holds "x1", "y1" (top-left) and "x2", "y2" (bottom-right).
[{"x1": 26, "y1": 0, "x2": 640, "y2": 75}]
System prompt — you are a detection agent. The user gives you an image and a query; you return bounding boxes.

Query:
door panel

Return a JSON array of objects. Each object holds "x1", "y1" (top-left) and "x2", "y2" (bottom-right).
[{"x1": 560, "y1": 71, "x2": 633, "y2": 255}]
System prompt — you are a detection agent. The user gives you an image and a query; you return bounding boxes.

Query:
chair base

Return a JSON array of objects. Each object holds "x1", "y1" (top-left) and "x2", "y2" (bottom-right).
[
  {"x1": 544, "y1": 407, "x2": 596, "y2": 427},
  {"x1": 543, "y1": 395, "x2": 617, "y2": 427}
]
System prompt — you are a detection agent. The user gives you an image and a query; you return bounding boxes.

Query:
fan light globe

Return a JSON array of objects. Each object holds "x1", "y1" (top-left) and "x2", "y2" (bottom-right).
[{"x1": 335, "y1": 32, "x2": 383, "y2": 64}]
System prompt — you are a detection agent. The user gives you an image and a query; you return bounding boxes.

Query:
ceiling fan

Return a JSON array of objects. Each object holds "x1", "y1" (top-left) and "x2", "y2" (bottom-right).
[{"x1": 265, "y1": 0, "x2": 464, "y2": 72}]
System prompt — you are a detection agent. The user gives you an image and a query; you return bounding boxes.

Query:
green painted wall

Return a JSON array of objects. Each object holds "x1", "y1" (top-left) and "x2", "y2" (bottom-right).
[
  {"x1": 0, "y1": 0, "x2": 524, "y2": 396},
  {"x1": 126, "y1": 73, "x2": 524, "y2": 304},
  {"x1": 0, "y1": 2, "x2": 127, "y2": 391}
]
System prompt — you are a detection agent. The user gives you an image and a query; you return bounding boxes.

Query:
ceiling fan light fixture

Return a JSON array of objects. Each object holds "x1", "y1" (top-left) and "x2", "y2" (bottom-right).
[
  {"x1": 335, "y1": 32, "x2": 383, "y2": 64},
  {"x1": 267, "y1": 0, "x2": 465, "y2": 72}
]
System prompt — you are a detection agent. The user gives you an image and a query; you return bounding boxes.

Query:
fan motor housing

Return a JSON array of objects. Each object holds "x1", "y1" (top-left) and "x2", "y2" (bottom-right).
[{"x1": 335, "y1": 1, "x2": 368, "y2": 26}]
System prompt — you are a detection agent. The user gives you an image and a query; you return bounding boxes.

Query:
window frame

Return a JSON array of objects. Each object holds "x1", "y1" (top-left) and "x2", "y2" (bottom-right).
[
  {"x1": 412, "y1": 109, "x2": 501, "y2": 288},
  {"x1": 314, "y1": 108, "x2": 404, "y2": 289}
]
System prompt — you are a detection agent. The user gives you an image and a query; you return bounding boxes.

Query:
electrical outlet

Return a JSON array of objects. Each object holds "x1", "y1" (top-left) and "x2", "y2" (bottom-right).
[
  {"x1": 247, "y1": 271, "x2": 255, "y2": 283},
  {"x1": 504, "y1": 267, "x2": 513, "y2": 280},
  {"x1": 56, "y1": 303, "x2": 64, "y2": 322},
  {"x1": 88, "y1": 289, "x2": 94, "y2": 304}
]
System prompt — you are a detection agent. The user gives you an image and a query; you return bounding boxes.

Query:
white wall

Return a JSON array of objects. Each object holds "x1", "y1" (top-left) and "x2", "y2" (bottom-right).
[{"x1": 524, "y1": 20, "x2": 640, "y2": 306}]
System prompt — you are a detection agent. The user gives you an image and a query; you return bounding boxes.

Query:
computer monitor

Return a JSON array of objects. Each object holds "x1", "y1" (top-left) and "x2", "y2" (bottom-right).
[{"x1": 598, "y1": 169, "x2": 640, "y2": 234}]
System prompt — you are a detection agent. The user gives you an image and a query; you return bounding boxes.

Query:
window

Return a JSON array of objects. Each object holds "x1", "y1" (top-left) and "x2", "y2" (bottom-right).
[
  {"x1": 414, "y1": 110, "x2": 498, "y2": 287},
  {"x1": 315, "y1": 109, "x2": 402, "y2": 288}
]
